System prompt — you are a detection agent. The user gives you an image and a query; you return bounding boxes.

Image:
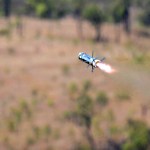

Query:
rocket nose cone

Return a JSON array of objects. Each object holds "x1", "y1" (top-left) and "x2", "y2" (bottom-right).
[{"x1": 78, "y1": 52, "x2": 83, "y2": 58}]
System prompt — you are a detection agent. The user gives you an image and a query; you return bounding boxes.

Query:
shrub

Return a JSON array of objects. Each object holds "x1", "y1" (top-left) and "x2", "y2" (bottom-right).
[
  {"x1": 52, "y1": 129, "x2": 60, "y2": 139},
  {"x1": 69, "y1": 82, "x2": 78, "y2": 94},
  {"x1": 106, "y1": 109, "x2": 115, "y2": 123},
  {"x1": 74, "y1": 142, "x2": 91, "y2": 150},
  {"x1": 26, "y1": 136, "x2": 35, "y2": 146},
  {"x1": 96, "y1": 91, "x2": 109, "y2": 106},
  {"x1": 76, "y1": 93, "x2": 93, "y2": 128},
  {"x1": 11, "y1": 108, "x2": 22, "y2": 124},
  {"x1": 33, "y1": 126, "x2": 41, "y2": 140},
  {"x1": 7, "y1": 119, "x2": 16, "y2": 132},
  {"x1": 83, "y1": 80, "x2": 92, "y2": 92},
  {"x1": 42, "y1": 125, "x2": 51, "y2": 137},
  {"x1": 19, "y1": 99, "x2": 32, "y2": 118},
  {"x1": 116, "y1": 90, "x2": 130, "y2": 101},
  {"x1": 62, "y1": 64, "x2": 70, "y2": 75},
  {"x1": 68, "y1": 82, "x2": 78, "y2": 99},
  {"x1": 47, "y1": 98, "x2": 54, "y2": 107},
  {"x1": 31, "y1": 99, "x2": 38, "y2": 107},
  {"x1": 0, "y1": 28, "x2": 10, "y2": 36},
  {"x1": 133, "y1": 53, "x2": 146, "y2": 64},
  {"x1": 122, "y1": 119, "x2": 150, "y2": 150},
  {"x1": 109, "y1": 124, "x2": 120, "y2": 136}
]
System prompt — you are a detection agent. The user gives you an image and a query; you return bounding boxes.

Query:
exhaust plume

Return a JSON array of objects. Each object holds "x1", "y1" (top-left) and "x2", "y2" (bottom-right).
[{"x1": 96, "y1": 62, "x2": 116, "y2": 74}]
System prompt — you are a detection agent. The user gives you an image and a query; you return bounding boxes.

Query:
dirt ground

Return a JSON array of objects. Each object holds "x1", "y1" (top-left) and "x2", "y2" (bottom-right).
[{"x1": 0, "y1": 16, "x2": 150, "y2": 150}]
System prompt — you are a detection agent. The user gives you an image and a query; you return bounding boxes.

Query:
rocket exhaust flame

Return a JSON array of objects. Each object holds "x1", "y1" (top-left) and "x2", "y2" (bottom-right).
[{"x1": 96, "y1": 62, "x2": 116, "y2": 74}]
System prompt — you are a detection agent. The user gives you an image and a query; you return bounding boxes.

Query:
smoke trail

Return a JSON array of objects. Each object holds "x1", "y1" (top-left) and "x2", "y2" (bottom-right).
[{"x1": 96, "y1": 62, "x2": 116, "y2": 74}]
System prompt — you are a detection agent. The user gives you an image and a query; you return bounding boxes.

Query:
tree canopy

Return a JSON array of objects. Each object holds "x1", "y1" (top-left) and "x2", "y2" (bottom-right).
[{"x1": 83, "y1": 4, "x2": 104, "y2": 26}]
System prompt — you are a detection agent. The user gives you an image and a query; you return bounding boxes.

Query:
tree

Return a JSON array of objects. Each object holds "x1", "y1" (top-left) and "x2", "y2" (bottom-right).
[
  {"x1": 139, "y1": 10, "x2": 150, "y2": 27},
  {"x1": 111, "y1": 0, "x2": 126, "y2": 41},
  {"x1": 52, "y1": 0, "x2": 70, "y2": 19},
  {"x1": 137, "y1": 0, "x2": 150, "y2": 26},
  {"x1": 0, "y1": 0, "x2": 2, "y2": 15},
  {"x1": 72, "y1": 0, "x2": 87, "y2": 39},
  {"x1": 122, "y1": 119, "x2": 150, "y2": 150},
  {"x1": 3, "y1": 0, "x2": 11, "y2": 17},
  {"x1": 75, "y1": 81, "x2": 96, "y2": 150},
  {"x1": 26, "y1": 0, "x2": 69, "y2": 18},
  {"x1": 83, "y1": 4, "x2": 105, "y2": 41},
  {"x1": 122, "y1": 0, "x2": 131, "y2": 34},
  {"x1": 111, "y1": 0, "x2": 131, "y2": 36},
  {"x1": 26, "y1": 0, "x2": 54, "y2": 18},
  {"x1": 66, "y1": 81, "x2": 97, "y2": 150}
]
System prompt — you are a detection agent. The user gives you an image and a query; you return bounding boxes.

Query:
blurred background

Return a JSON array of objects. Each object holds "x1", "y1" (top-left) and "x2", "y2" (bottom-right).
[{"x1": 0, "y1": 0, "x2": 150, "y2": 150}]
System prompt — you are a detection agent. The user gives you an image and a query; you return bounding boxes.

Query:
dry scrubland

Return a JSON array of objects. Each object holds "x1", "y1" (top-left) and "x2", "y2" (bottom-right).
[{"x1": 0, "y1": 16, "x2": 150, "y2": 150}]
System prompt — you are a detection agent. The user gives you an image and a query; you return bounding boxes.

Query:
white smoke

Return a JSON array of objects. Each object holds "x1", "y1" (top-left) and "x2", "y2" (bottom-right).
[{"x1": 96, "y1": 62, "x2": 116, "y2": 73}]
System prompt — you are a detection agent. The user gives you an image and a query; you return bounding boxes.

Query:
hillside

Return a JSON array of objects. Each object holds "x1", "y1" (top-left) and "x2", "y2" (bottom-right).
[{"x1": 0, "y1": 16, "x2": 150, "y2": 150}]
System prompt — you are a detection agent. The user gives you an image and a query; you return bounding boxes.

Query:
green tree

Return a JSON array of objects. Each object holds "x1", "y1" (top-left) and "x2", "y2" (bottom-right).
[
  {"x1": 111, "y1": 0, "x2": 131, "y2": 35},
  {"x1": 122, "y1": 119, "x2": 150, "y2": 150},
  {"x1": 26, "y1": 0, "x2": 54, "y2": 18},
  {"x1": 26, "y1": 0, "x2": 69, "y2": 18},
  {"x1": 83, "y1": 4, "x2": 105, "y2": 41}
]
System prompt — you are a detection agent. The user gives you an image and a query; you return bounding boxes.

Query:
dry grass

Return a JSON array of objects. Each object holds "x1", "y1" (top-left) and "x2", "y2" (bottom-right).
[{"x1": 0, "y1": 16, "x2": 150, "y2": 149}]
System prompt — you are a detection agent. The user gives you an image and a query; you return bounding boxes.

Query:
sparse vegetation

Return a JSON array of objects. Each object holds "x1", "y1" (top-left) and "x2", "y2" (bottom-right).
[
  {"x1": 96, "y1": 91, "x2": 109, "y2": 106},
  {"x1": 133, "y1": 53, "x2": 146, "y2": 64},
  {"x1": 42, "y1": 124, "x2": 51, "y2": 137},
  {"x1": 122, "y1": 119, "x2": 150, "y2": 150},
  {"x1": 116, "y1": 90, "x2": 131, "y2": 101},
  {"x1": 0, "y1": 28, "x2": 11, "y2": 37},
  {"x1": 26, "y1": 136, "x2": 36, "y2": 146},
  {"x1": 106, "y1": 109, "x2": 115, "y2": 123},
  {"x1": 82, "y1": 80, "x2": 92, "y2": 92},
  {"x1": 6, "y1": 119, "x2": 17, "y2": 132},
  {"x1": 92, "y1": 116, "x2": 103, "y2": 138},
  {"x1": 52, "y1": 129, "x2": 60, "y2": 139},
  {"x1": 11, "y1": 107, "x2": 23, "y2": 124},
  {"x1": 68, "y1": 82, "x2": 78, "y2": 99},
  {"x1": 109, "y1": 124, "x2": 120, "y2": 136},
  {"x1": 19, "y1": 99, "x2": 32, "y2": 118},
  {"x1": 47, "y1": 98, "x2": 54, "y2": 107},
  {"x1": 33, "y1": 126, "x2": 41, "y2": 140},
  {"x1": 0, "y1": 0, "x2": 150, "y2": 149},
  {"x1": 62, "y1": 64, "x2": 70, "y2": 75},
  {"x1": 74, "y1": 142, "x2": 91, "y2": 150}
]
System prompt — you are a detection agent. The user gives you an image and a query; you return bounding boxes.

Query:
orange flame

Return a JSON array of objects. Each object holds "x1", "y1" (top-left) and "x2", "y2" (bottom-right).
[{"x1": 96, "y1": 62, "x2": 116, "y2": 74}]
